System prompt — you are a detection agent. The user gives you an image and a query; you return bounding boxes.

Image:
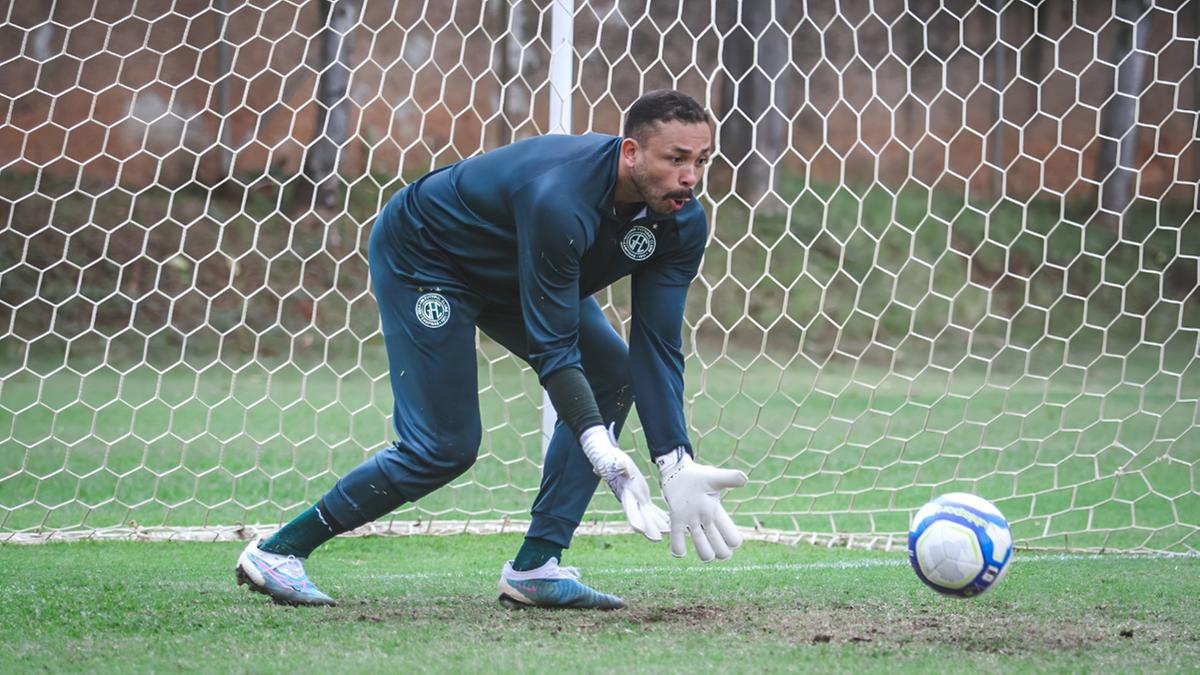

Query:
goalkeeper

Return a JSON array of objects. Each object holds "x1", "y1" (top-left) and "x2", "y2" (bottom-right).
[{"x1": 235, "y1": 89, "x2": 747, "y2": 609}]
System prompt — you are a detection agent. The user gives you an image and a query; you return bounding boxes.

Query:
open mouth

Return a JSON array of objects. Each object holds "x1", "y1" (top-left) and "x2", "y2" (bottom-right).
[{"x1": 668, "y1": 197, "x2": 689, "y2": 211}]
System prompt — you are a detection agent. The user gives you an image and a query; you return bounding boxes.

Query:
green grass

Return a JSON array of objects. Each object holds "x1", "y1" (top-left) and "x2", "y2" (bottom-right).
[{"x1": 1, "y1": 535, "x2": 1197, "y2": 672}]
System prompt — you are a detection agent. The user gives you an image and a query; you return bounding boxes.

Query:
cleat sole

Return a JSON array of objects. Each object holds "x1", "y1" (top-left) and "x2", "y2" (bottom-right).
[
  {"x1": 497, "y1": 592, "x2": 623, "y2": 611},
  {"x1": 498, "y1": 593, "x2": 533, "y2": 610}
]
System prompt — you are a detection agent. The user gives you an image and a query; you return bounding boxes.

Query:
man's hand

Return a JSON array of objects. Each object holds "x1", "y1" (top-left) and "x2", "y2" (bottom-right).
[
  {"x1": 655, "y1": 448, "x2": 747, "y2": 562},
  {"x1": 580, "y1": 425, "x2": 670, "y2": 541}
]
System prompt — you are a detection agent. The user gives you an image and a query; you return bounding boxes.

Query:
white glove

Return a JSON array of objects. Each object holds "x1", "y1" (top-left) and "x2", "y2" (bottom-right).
[
  {"x1": 580, "y1": 424, "x2": 670, "y2": 541},
  {"x1": 655, "y1": 448, "x2": 747, "y2": 562}
]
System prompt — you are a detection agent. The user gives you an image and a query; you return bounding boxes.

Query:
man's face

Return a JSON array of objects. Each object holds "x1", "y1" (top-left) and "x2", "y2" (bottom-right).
[{"x1": 627, "y1": 120, "x2": 712, "y2": 215}]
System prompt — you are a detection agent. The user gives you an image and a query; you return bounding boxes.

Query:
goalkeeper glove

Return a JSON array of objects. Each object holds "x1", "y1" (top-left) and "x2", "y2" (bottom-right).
[
  {"x1": 655, "y1": 448, "x2": 747, "y2": 562},
  {"x1": 580, "y1": 424, "x2": 670, "y2": 541}
]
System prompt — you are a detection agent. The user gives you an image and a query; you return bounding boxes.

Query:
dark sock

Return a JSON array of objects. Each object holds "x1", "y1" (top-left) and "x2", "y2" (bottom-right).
[
  {"x1": 259, "y1": 500, "x2": 346, "y2": 559},
  {"x1": 512, "y1": 536, "x2": 564, "y2": 571}
]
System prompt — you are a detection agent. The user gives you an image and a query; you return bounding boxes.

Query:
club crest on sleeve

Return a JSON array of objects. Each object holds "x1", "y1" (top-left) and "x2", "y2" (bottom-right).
[
  {"x1": 621, "y1": 225, "x2": 656, "y2": 261},
  {"x1": 415, "y1": 292, "x2": 451, "y2": 328}
]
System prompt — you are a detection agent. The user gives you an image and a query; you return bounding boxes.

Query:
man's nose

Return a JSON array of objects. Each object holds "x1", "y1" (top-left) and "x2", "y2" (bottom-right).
[{"x1": 679, "y1": 165, "x2": 696, "y2": 187}]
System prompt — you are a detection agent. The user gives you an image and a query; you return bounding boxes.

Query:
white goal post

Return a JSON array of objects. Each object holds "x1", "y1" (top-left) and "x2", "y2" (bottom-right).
[{"x1": 0, "y1": 1, "x2": 1197, "y2": 554}]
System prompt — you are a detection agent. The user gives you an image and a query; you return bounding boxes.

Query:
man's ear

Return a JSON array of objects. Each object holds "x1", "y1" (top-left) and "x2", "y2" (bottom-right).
[{"x1": 620, "y1": 137, "x2": 640, "y2": 167}]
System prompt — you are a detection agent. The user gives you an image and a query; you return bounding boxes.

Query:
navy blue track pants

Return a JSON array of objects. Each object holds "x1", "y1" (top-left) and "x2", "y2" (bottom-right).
[{"x1": 319, "y1": 209, "x2": 633, "y2": 548}]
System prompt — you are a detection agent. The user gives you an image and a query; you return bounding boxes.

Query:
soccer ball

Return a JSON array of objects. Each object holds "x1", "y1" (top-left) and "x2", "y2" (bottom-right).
[{"x1": 907, "y1": 492, "x2": 1013, "y2": 598}]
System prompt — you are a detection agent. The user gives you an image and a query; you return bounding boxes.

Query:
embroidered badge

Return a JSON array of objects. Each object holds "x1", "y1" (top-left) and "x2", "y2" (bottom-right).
[
  {"x1": 620, "y1": 225, "x2": 656, "y2": 261},
  {"x1": 415, "y1": 292, "x2": 451, "y2": 328}
]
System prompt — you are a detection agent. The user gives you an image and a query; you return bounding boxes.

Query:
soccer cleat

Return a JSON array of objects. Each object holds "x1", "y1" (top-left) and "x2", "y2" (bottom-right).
[
  {"x1": 497, "y1": 558, "x2": 625, "y2": 610},
  {"x1": 235, "y1": 538, "x2": 337, "y2": 607}
]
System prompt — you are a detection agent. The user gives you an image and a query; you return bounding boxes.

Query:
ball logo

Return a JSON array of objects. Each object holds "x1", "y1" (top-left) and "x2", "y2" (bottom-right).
[
  {"x1": 415, "y1": 292, "x2": 451, "y2": 328},
  {"x1": 621, "y1": 225, "x2": 656, "y2": 261}
]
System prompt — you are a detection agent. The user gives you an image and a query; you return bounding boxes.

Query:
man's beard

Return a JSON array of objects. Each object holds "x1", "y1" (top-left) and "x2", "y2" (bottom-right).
[{"x1": 632, "y1": 165, "x2": 693, "y2": 214}]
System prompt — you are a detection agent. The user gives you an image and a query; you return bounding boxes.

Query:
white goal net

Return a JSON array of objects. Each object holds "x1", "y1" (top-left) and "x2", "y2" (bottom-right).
[{"x1": 1, "y1": 0, "x2": 1197, "y2": 553}]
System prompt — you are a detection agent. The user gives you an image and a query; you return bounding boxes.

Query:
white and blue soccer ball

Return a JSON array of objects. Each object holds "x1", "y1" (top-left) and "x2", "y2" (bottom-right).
[{"x1": 907, "y1": 492, "x2": 1013, "y2": 598}]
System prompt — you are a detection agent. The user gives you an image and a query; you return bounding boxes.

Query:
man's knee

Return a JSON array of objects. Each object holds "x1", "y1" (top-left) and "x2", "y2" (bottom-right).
[
  {"x1": 589, "y1": 365, "x2": 633, "y2": 421},
  {"x1": 434, "y1": 424, "x2": 482, "y2": 475},
  {"x1": 371, "y1": 421, "x2": 481, "y2": 502},
  {"x1": 403, "y1": 421, "x2": 482, "y2": 475},
  {"x1": 392, "y1": 409, "x2": 482, "y2": 476},
  {"x1": 607, "y1": 381, "x2": 634, "y2": 418}
]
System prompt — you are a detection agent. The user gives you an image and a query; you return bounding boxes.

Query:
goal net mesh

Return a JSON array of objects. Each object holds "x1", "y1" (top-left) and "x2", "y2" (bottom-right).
[{"x1": 1, "y1": 0, "x2": 1197, "y2": 552}]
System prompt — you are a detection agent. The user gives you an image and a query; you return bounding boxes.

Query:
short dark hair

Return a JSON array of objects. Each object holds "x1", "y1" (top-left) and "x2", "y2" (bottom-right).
[{"x1": 623, "y1": 90, "x2": 711, "y2": 143}]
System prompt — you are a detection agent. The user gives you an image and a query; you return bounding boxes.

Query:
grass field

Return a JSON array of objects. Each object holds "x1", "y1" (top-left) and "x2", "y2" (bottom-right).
[{"x1": 1, "y1": 534, "x2": 1197, "y2": 672}]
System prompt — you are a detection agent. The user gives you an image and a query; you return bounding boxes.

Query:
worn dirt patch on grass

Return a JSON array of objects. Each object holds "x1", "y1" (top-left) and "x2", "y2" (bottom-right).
[
  {"x1": 616, "y1": 600, "x2": 1196, "y2": 654},
  {"x1": 305, "y1": 596, "x2": 1195, "y2": 654}
]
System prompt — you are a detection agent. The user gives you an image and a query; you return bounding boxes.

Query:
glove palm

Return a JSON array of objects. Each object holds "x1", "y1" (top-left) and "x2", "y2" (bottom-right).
[{"x1": 656, "y1": 449, "x2": 747, "y2": 562}]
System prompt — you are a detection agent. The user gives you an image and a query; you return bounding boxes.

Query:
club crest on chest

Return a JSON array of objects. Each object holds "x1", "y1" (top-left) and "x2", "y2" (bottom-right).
[{"x1": 621, "y1": 225, "x2": 656, "y2": 261}]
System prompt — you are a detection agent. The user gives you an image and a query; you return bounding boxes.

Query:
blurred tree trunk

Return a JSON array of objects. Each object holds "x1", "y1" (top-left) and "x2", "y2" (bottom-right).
[
  {"x1": 1022, "y1": 0, "x2": 1053, "y2": 128},
  {"x1": 990, "y1": 0, "x2": 1007, "y2": 199},
  {"x1": 213, "y1": 0, "x2": 231, "y2": 184},
  {"x1": 718, "y1": 0, "x2": 789, "y2": 214},
  {"x1": 1194, "y1": 0, "x2": 1199, "y2": 184},
  {"x1": 1095, "y1": 0, "x2": 1151, "y2": 219},
  {"x1": 489, "y1": 0, "x2": 534, "y2": 148},
  {"x1": 296, "y1": 0, "x2": 361, "y2": 211}
]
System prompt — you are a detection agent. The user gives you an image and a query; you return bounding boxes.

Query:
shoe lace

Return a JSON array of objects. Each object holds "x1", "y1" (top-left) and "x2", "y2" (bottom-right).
[
  {"x1": 504, "y1": 559, "x2": 583, "y2": 582},
  {"x1": 268, "y1": 554, "x2": 308, "y2": 580}
]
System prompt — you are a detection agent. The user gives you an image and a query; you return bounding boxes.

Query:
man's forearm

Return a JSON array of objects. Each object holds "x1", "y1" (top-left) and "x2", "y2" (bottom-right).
[{"x1": 543, "y1": 367, "x2": 604, "y2": 438}]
